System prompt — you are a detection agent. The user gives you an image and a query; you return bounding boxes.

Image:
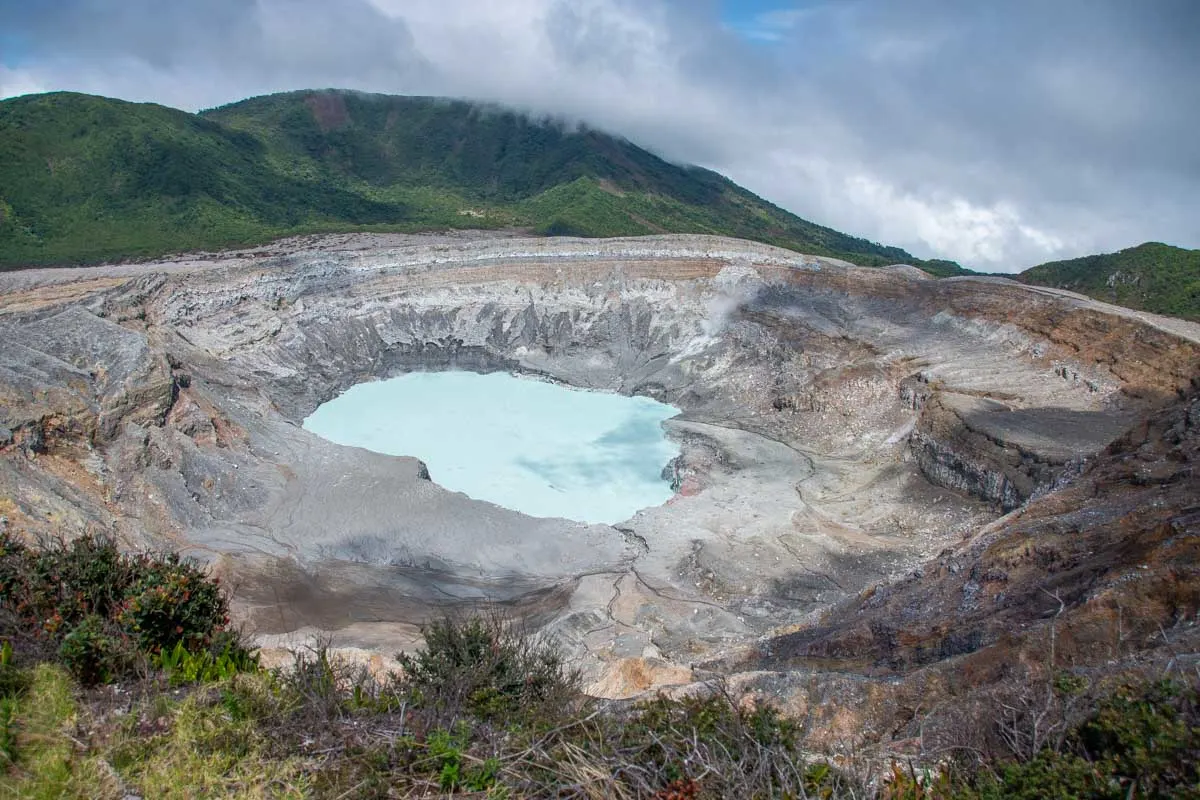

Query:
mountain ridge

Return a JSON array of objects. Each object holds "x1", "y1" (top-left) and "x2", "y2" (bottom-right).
[{"x1": 0, "y1": 89, "x2": 966, "y2": 275}]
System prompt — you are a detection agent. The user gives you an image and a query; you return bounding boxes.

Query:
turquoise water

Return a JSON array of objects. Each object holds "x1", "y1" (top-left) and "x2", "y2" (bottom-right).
[{"x1": 302, "y1": 371, "x2": 681, "y2": 524}]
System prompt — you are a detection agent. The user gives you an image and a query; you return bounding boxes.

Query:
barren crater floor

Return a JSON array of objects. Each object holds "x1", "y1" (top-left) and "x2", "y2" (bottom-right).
[{"x1": 1, "y1": 232, "x2": 1198, "y2": 702}]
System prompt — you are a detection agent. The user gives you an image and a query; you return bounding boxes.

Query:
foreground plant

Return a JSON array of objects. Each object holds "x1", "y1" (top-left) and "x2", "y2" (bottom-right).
[
  {"x1": 395, "y1": 609, "x2": 581, "y2": 725},
  {"x1": 0, "y1": 532, "x2": 249, "y2": 685},
  {"x1": 2, "y1": 553, "x2": 1196, "y2": 797},
  {"x1": 883, "y1": 677, "x2": 1200, "y2": 800}
]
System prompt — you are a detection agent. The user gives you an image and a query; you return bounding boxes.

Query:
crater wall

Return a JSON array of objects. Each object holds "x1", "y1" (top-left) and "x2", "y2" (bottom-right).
[{"x1": 1, "y1": 232, "x2": 1198, "y2": 694}]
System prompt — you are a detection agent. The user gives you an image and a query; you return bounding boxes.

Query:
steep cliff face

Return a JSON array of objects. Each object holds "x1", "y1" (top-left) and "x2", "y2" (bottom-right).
[
  {"x1": 743, "y1": 383, "x2": 1200, "y2": 676},
  {"x1": 0, "y1": 232, "x2": 1197, "y2": 706},
  {"x1": 909, "y1": 393, "x2": 1139, "y2": 510},
  {"x1": 0, "y1": 305, "x2": 174, "y2": 456}
]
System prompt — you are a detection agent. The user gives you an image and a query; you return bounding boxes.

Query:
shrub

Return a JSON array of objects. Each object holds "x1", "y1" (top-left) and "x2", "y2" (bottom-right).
[
  {"x1": 117, "y1": 554, "x2": 228, "y2": 653},
  {"x1": 0, "y1": 532, "x2": 243, "y2": 684},
  {"x1": 605, "y1": 692, "x2": 838, "y2": 798},
  {"x1": 281, "y1": 613, "x2": 853, "y2": 797},
  {"x1": 897, "y1": 677, "x2": 1200, "y2": 799},
  {"x1": 396, "y1": 610, "x2": 579, "y2": 724},
  {"x1": 58, "y1": 614, "x2": 124, "y2": 686},
  {"x1": 421, "y1": 724, "x2": 504, "y2": 794},
  {"x1": 1075, "y1": 679, "x2": 1198, "y2": 795},
  {"x1": 0, "y1": 533, "x2": 138, "y2": 635},
  {"x1": 974, "y1": 679, "x2": 1200, "y2": 799},
  {"x1": 37, "y1": 533, "x2": 137, "y2": 621}
]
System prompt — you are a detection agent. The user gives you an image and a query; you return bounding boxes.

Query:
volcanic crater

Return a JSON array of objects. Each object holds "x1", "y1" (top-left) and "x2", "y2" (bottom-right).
[{"x1": 2, "y1": 232, "x2": 1198, "y2": 700}]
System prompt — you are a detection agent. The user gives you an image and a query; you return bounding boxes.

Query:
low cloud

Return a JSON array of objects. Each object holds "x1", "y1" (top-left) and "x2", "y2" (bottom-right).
[{"x1": 1, "y1": 0, "x2": 1196, "y2": 271}]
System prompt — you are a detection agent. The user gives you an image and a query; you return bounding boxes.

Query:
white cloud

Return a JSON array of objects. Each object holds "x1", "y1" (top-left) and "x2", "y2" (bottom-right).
[
  {"x1": 0, "y1": 66, "x2": 47, "y2": 99},
  {"x1": 841, "y1": 174, "x2": 1072, "y2": 266},
  {"x1": 0, "y1": 0, "x2": 1196, "y2": 272},
  {"x1": 724, "y1": 152, "x2": 1079, "y2": 269}
]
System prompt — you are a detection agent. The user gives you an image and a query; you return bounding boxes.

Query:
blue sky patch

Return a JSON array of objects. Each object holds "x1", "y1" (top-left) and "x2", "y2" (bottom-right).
[
  {"x1": 720, "y1": 0, "x2": 816, "y2": 41},
  {"x1": 0, "y1": 33, "x2": 29, "y2": 67}
]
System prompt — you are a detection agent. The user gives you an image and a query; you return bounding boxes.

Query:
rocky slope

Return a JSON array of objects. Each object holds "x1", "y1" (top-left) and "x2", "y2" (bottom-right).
[{"x1": 1, "y1": 232, "x2": 1197, "y2": 723}]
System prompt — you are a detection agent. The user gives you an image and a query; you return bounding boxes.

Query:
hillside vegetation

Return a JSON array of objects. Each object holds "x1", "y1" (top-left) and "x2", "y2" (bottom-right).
[
  {"x1": 0, "y1": 90, "x2": 966, "y2": 274},
  {"x1": 1018, "y1": 242, "x2": 1200, "y2": 320},
  {"x1": 1, "y1": 535, "x2": 1196, "y2": 798}
]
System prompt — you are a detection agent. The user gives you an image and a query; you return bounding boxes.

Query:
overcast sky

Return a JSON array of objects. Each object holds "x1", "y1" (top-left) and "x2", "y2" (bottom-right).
[{"x1": 1, "y1": 0, "x2": 1196, "y2": 271}]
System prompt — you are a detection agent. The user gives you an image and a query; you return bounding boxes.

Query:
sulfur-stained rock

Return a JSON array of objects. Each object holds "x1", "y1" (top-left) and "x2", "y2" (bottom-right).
[{"x1": 586, "y1": 657, "x2": 695, "y2": 700}]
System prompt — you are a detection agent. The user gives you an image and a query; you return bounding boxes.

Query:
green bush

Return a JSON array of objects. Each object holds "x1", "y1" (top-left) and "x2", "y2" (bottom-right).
[
  {"x1": 609, "y1": 692, "x2": 836, "y2": 796},
  {"x1": 0, "y1": 533, "x2": 140, "y2": 635},
  {"x1": 888, "y1": 677, "x2": 1200, "y2": 800},
  {"x1": 58, "y1": 614, "x2": 123, "y2": 686},
  {"x1": 423, "y1": 725, "x2": 502, "y2": 794},
  {"x1": 396, "y1": 611, "x2": 579, "y2": 723},
  {"x1": 1076, "y1": 680, "x2": 1198, "y2": 794},
  {"x1": 117, "y1": 554, "x2": 228, "y2": 653},
  {"x1": 974, "y1": 679, "x2": 1200, "y2": 799},
  {"x1": 0, "y1": 532, "x2": 245, "y2": 684}
]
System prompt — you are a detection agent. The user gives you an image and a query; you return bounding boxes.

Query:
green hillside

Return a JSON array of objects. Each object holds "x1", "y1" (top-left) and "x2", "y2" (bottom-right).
[
  {"x1": 0, "y1": 92, "x2": 405, "y2": 265},
  {"x1": 1018, "y1": 242, "x2": 1200, "y2": 321},
  {"x1": 0, "y1": 89, "x2": 965, "y2": 273}
]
